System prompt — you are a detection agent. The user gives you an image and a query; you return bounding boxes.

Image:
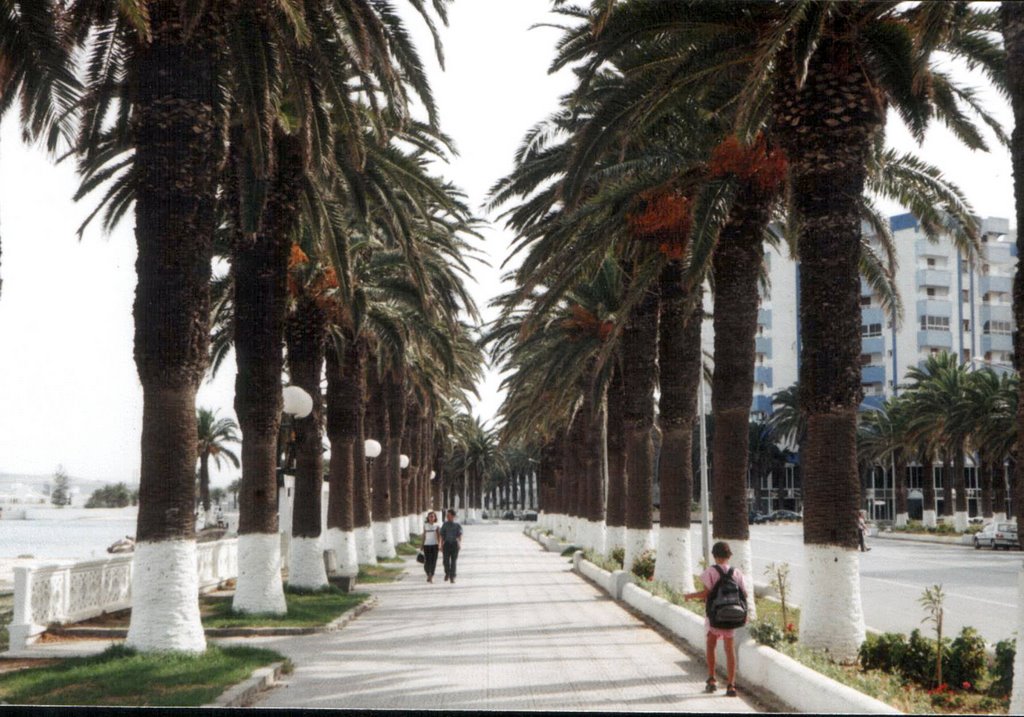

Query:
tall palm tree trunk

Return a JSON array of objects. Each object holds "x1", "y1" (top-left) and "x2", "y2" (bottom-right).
[
  {"x1": 324, "y1": 338, "x2": 361, "y2": 575},
  {"x1": 384, "y1": 372, "x2": 407, "y2": 544},
  {"x1": 995, "y1": 458, "x2": 1009, "y2": 519},
  {"x1": 199, "y1": 453, "x2": 212, "y2": 518},
  {"x1": 654, "y1": 262, "x2": 701, "y2": 592},
  {"x1": 605, "y1": 363, "x2": 627, "y2": 552},
  {"x1": 285, "y1": 296, "x2": 328, "y2": 589},
  {"x1": 940, "y1": 452, "x2": 954, "y2": 519},
  {"x1": 894, "y1": 454, "x2": 909, "y2": 528},
  {"x1": 1004, "y1": 3, "x2": 1024, "y2": 534},
  {"x1": 125, "y1": 1, "x2": 228, "y2": 652},
  {"x1": 952, "y1": 444, "x2": 969, "y2": 530},
  {"x1": 921, "y1": 451, "x2": 937, "y2": 527},
  {"x1": 710, "y1": 191, "x2": 770, "y2": 610},
  {"x1": 367, "y1": 364, "x2": 395, "y2": 557},
  {"x1": 232, "y1": 128, "x2": 304, "y2": 615},
  {"x1": 980, "y1": 456, "x2": 994, "y2": 519},
  {"x1": 351, "y1": 339, "x2": 377, "y2": 564},
  {"x1": 622, "y1": 277, "x2": 659, "y2": 571},
  {"x1": 774, "y1": 35, "x2": 881, "y2": 659}
]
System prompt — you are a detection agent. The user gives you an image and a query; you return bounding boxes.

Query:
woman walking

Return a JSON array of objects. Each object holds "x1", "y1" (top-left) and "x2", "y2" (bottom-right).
[{"x1": 422, "y1": 511, "x2": 440, "y2": 582}]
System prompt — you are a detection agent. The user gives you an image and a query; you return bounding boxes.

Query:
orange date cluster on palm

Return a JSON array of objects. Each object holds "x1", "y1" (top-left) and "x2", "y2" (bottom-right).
[
  {"x1": 562, "y1": 304, "x2": 614, "y2": 342},
  {"x1": 287, "y1": 244, "x2": 339, "y2": 308},
  {"x1": 707, "y1": 134, "x2": 788, "y2": 196},
  {"x1": 626, "y1": 187, "x2": 692, "y2": 260}
]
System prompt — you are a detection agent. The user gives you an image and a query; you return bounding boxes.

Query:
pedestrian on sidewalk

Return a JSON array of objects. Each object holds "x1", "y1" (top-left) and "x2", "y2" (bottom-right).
[
  {"x1": 684, "y1": 541, "x2": 746, "y2": 698},
  {"x1": 858, "y1": 510, "x2": 871, "y2": 552},
  {"x1": 439, "y1": 509, "x2": 463, "y2": 583},
  {"x1": 422, "y1": 511, "x2": 440, "y2": 582}
]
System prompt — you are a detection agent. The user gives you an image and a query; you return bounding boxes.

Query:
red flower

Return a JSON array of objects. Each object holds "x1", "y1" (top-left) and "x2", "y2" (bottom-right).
[
  {"x1": 961, "y1": 681, "x2": 971, "y2": 690},
  {"x1": 786, "y1": 623, "x2": 795, "y2": 632}
]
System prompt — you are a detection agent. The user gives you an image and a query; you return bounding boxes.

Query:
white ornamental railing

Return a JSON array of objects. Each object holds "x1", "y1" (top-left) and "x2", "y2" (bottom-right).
[{"x1": 6, "y1": 538, "x2": 238, "y2": 652}]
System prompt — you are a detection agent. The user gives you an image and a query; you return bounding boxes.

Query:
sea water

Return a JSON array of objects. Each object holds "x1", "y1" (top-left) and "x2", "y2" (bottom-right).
[{"x1": 0, "y1": 507, "x2": 139, "y2": 561}]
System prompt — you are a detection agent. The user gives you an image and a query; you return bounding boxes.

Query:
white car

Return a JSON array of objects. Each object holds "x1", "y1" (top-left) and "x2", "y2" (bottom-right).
[{"x1": 974, "y1": 521, "x2": 1019, "y2": 550}]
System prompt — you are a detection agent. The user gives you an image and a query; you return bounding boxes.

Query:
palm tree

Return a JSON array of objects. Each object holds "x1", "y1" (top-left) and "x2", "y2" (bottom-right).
[{"x1": 195, "y1": 408, "x2": 240, "y2": 525}]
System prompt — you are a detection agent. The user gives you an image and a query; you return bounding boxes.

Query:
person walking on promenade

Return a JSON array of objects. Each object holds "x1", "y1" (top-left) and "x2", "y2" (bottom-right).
[
  {"x1": 422, "y1": 511, "x2": 440, "y2": 582},
  {"x1": 858, "y1": 510, "x2": 871, "y2": 552},
  {"x1": 684, "y1": 541, "x2": 747, "y2": 697},
  {"x1": 439, "y1": 509, "x2": 463, "y2": 583}
]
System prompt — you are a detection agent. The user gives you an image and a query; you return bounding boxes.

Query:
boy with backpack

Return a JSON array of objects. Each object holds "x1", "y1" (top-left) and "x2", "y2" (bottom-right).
[{"x1": 684, "y1": 541, "x2": 748, "y2": 697}]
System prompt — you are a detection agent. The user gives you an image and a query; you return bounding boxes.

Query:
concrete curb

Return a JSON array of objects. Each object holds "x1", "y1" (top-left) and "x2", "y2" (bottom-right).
[
  {"x1": 874, "y1": 532, "x2": 973, "y2": 546},
  {"x1": 204, "y1": 661, "x2": 286, "y2": 707},
  {"x1": 574, "y1": 556, "x2": 900, "y2": 715},
  {"x1": 45, "y1": 595, "x2": 378, "y2": 640}
]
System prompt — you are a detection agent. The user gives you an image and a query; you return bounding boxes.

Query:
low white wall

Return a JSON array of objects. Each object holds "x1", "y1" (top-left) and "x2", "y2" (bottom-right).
[
  {"x1": 581, "y1": 558, "x2": 899, "y2": 715},
  {"x1": 575, "y1": 552, "x2": 632, "y2": 600},
  {"x1": 6, "y1": 537, "x2": 238, "y2": 651}
]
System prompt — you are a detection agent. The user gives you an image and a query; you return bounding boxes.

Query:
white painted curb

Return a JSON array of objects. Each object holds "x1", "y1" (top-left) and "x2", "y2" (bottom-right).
[{"x1": 577, "y1": 557, "x2": 900, "y2": 715}]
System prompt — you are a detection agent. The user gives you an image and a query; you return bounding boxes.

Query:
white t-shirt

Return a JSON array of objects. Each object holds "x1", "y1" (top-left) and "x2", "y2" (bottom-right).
[{"x1": 423, "y1": 523, "x2": 439, "y2": 546}]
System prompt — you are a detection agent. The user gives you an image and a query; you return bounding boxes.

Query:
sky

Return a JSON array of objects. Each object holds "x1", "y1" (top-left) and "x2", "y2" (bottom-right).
[{"x1": 0, "y1": 2, "x2": 1014, "y2": 486}]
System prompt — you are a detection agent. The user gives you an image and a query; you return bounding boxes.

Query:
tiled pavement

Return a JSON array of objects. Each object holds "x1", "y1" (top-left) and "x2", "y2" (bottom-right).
[{"x1": 243, "y1": 523, "x2": 766, "y2": 712}]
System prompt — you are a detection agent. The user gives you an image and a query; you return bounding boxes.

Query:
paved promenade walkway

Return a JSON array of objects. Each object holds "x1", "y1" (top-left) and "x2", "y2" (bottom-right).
[{"x1": 245, "y1": 523, "x2": 765, "y2": 712}]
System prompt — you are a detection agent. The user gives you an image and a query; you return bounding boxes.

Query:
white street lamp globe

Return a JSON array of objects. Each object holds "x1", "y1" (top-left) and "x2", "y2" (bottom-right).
[
  {"x1": 400, "y1": 454, "x2": 410, "y2": 469},
  {"x1": 282, "y1": 385, "x2": 313, "y2": 418},
  {"x1": 364, "y1": 439, "x2": 382, "y2": 459},
  {"x1": 430, "y1": 470, "x2": 436, "y2": 481}
]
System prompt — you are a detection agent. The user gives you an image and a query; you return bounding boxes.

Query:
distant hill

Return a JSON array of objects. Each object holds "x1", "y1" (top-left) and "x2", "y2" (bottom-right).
[{"x1": 0, "y1": 472, "x2": 139, "y2": 506}]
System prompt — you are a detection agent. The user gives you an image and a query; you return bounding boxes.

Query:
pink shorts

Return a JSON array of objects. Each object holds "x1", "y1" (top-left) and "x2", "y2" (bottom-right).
[{"x1": 705, "y1": 619, "x2": 736, "y2": 639}]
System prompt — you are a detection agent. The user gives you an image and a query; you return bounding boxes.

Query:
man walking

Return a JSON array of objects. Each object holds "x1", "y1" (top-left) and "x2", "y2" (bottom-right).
[{"x1": 440, "y1": 509, "x2": 463, "y2": 583}]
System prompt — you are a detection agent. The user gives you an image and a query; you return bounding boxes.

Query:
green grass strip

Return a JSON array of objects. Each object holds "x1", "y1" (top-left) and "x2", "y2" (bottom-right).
[
  {"x1": 202, "y1": 588, "x2": 368, "y2": 628},
  {"x1": 0, "y1": 645, "x2": 284, "y2": 706},
  {"x1": 357, "y1": 564, "x2": 405, "y2": 583}
]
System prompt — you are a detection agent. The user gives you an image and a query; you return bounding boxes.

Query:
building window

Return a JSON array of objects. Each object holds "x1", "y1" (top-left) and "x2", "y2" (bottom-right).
[
  {"x1": 962, "y1": 349, "x2": 971, "y2": 362},
  {"x1": 926, "y1": 287, "x2": 936, "y2": 297},
  {"x1": 984, "y1": 320, "x2": 1012, "y2": 335},
  {"x1": 859, "y1": 354, "x2": 872, "y2": 366},
  {"x1": 962, "y1": 289, "x2": 969, "y2": 302},
  {"x1": 861, "y1": 323, "x2": 882, "y2": 338},
  {"x1": 963, "y1": 320, "x2": 970, "y2": 332},
  {"x1": 920, "y1": 316, "x2": 950, "y2": 331},
  {"x1": 860, "y1": 295, "x2": 872, "y2": 306},
  {"x1": 927, "y1": 258, "x2": 936, "y2": 267}
]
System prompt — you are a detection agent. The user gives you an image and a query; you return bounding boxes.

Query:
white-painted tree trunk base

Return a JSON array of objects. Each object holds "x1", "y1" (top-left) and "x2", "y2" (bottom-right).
[
  {"x1": 407, "y1": 514, "x2": 419, "y2": 537},
  {"x1": 604, "y1": 525, "x2": 626, "y2": 554},
  {"x1": 125, "y1": 540, "x2": 206, "y2": 653},
  {"x1": 953, "y1": 511, "x2": 969, "y2": 533},
  {"x1": 287, "y1": 536, "x2": 328, "y2": 590},
  {"x1": 324, "y1": 528, "x2": 359, "y2": 577},
  {"x1": 993, "y1": 512, "x2": 1007, "y2": 522},
  {"x1": 922, "y1": 509, "x2": 937, "y2": 528},
  {"x1": 355, "y1": 525, "x2": 377, "y2": 565},
  {"x1": 591, "y1": 521, "x2": 607, "y2": 556},
  {"x1": 730, "y1": 539, "x2": 756, "y2": 620},
  {"x1": 798, "y1": 544, "x2": 865, "y2": 662},
  {"x1": 623, "y1": 528, "x2": 652, "y2": 575},
  {"x1": 894, "y1": 512, "x2": 909, "y2": 529},
  {"x1": 390, "y1": 516, "x2": 407, "y2": 546},
  {"x1": 653, "y1": 527, "x2": 693, "y2": 593},
  {"x1": 373, "y1": 520, "x2": 397, "y2": 559},
  {"x1": 233, "y1": 533, "x2": 287, "y2": 615},
  {"x1": 1010, "y1": 565, "x2": 1024, "y2": 715}
]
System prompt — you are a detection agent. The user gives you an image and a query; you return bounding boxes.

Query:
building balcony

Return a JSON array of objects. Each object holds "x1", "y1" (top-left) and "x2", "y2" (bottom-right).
[
  {"x1": 754, "y1": 366, "x2": 773, "y2": 385},
  {"x1": 980, "y1": 275, "x2": 1013, "y2": 295},
  {"x1": 916, "y1": 269, "x2": 951, "y2": 288},
  {"x1": 915, "y1": 238, "x2": 950, "y2": 258},
  {"x1": 751, "y1": 394, "x2": 774, "y2": 415},
  {"x1": 916, "y1": 299, "x2": 952, "y2": 319},
  {"x1": 861, "y1": 395, "x2": 886, "y2": 411},
  {"x1": 980, "y1": 304, "x2": 1012, "y2": 323},
  {"x1": 861, "y1": 307, "x2": 884, "y2": 325},
  {"x1": 757, "y1": 308, "x2": 772, "y2": 328},
  {"x1": 755, "y1": 336, "x2": 772, "y2": 358},
  {"x1": 981, "y1": 333, "x2": 1013, "y2": 353},
  {"x1": 917, "y1": 329, "x2": 952, "y2": 349},
  {"x1": 983, "y1": 242, "x2": 1013, "y2": 265},
  {"x1": 861, "y1": 365, "x2": 886, "y2": 384},
  {"x1": 981, "y1": 217, "x2": 1010, "y2": 236},
  {"x1": 861, "y1": 336, "x2": 885, "y2": 354}
]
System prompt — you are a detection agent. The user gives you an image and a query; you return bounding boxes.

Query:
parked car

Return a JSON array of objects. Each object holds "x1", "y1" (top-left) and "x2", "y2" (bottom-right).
[
  {"x1": 522, "y1": 511, "x2": 538, "y2": 522},
  {"x1": 501, "y1": 510, "x2": 515, "y2": 520},
  {"x1": 768, "y1": 510, "x2": 803, "y2": 522},
  {"x1": 974, "y1": 521, "x2": 1019, "y2": 550},
  {"x1": 748, "y1": 511, "x2": 771, "y2": 524}
]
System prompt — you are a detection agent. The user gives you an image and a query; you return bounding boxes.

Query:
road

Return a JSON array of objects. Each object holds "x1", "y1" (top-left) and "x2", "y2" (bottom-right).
[{"x1": 688, "y1": 523, "x2": 1020, "y2": 645}]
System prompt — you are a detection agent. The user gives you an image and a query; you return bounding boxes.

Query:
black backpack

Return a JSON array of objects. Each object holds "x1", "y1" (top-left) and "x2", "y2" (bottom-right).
[{"x1": 706, "y1": 565, "x2": 748, "y2": 629}]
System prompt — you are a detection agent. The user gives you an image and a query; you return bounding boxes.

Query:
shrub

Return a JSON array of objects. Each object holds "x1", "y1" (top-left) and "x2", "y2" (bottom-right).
[
  {"x1": 860, "y1": 632, "x2": 907, "y2": 674},
  {"x1": 992, "y1": 639, "x2": 1015, "y2": 697},
  {"x1": 630, "y1": 550, "x2": 656, "y2": 580},
  {"x1": 749, "y1": 620, "x2": 783, "y2": 648},
  {"x1": 901, "y1": 629, "x2": 938, "y2": 687},
  {"x1": 945, "y1": 627, "x2": 986, "y2": 691},
  {"x1": 610, "y1": 547, "x2": 625, "y2": 567}
]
